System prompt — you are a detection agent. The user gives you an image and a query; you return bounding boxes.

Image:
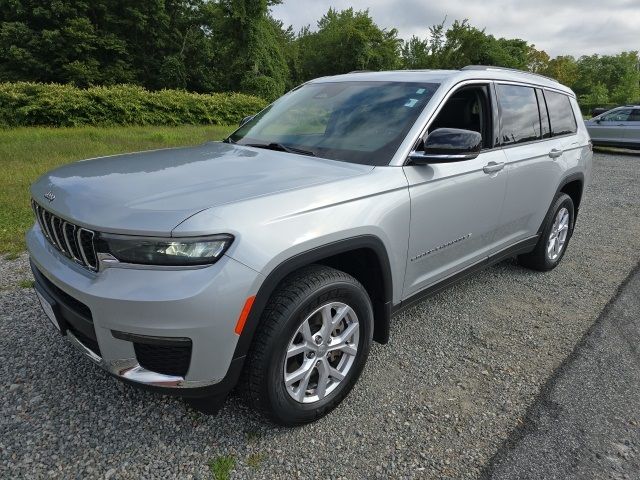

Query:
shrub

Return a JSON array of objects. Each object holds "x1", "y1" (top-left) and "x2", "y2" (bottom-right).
[{"x1": 0, "y1": 82, "x2": 268, "y2": 127}]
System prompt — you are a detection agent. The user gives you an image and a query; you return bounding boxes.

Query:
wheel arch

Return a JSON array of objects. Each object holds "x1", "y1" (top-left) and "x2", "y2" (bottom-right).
[
  {"x1": 538, "y1": 172, "x2": 584, "y2": 235},
  {"x1": 233, "y1": 235, "x2": 394, "y2": 361}
]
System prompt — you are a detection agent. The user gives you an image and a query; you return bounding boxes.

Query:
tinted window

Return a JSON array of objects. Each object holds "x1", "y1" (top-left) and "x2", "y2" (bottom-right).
[
  {"x1": 600, "y1": 109, "x2": 631, "y2": 121},
  {"x1": 230, "y1": 81, "x2": 439, "y2": 165},
  {"x1": 545, "y1": 91, "x2": 577, "y2": 135},
  {"x1": 497, "y1": 84, "x2": 541, "y2": 145},
  {"x1": 536, "y1": 89, "x2": 551, "y2": 138}
]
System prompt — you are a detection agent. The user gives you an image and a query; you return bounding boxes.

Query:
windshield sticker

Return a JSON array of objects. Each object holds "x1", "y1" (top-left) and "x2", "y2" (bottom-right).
[
  {"x1": 404, "y1": 98, "x2": 419, "y2": 107},
  {"x1": 416, "y1": 88, "x2": 426, "y2": 94}
]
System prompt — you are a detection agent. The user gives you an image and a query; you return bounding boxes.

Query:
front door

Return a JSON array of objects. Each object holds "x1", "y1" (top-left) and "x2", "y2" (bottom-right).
[{"x1": 402, "y1": 148, "x2": 508, "y2": 297}]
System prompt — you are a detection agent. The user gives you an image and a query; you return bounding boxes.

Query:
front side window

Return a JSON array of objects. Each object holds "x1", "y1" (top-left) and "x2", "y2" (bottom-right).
[
  {"x1": 497, "y1": 84, "x2": 541, "y2": 145},
  {"x1": 229, "y1": 81, "x2": 440, "y2": 165},
  {"x1": 601, "y1": 109, "x2": 632, "y2": 122},
  {"x1": 545, "y1": 91, "x2": 578, "y2": 135}
]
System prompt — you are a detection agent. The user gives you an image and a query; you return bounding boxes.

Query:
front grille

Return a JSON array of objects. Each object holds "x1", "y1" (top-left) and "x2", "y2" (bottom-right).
[
  {"x1": 32, "y1": 200, "x2": 98, "y2": 271},
  {"x1": 134, "y1": 342, "x2": 192, "y2": 377}
]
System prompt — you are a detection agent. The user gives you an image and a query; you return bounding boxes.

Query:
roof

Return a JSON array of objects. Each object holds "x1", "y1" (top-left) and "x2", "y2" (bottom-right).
[{"x1": 311, "y1": 67, "x2": 575, "y2": 96}]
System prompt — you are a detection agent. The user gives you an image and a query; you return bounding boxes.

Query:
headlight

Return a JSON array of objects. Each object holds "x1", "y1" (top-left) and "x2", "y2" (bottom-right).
[{"x1": 97, "y1": 234, "x2": 234, "y2": 266}]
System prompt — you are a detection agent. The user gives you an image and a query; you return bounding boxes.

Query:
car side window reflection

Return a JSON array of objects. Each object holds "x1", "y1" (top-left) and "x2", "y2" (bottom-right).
[{"x1": 600, "y1": 110, "x2": 631, "y2": 122}]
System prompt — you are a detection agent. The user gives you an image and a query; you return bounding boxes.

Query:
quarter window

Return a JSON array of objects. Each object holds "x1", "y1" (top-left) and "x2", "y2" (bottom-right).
[
  {"x1": 545, "y1": 91, "x2": 577, "y2": 135},
  {"x1": 497, "y1": 84, "x2": 541, "y2": 145}
]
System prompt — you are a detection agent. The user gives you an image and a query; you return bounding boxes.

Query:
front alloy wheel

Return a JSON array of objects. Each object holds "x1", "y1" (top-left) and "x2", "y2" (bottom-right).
[
  {"x1": 284, "y1": 302, "x2": 359, "y2": 403},
  {"x1": 242, "y1": 265, "x2": 373, "y2": 426}
]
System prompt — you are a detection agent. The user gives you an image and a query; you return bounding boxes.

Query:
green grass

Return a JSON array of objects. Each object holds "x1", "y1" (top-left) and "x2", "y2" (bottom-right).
[
  {"x1": 0, "y1": 125, "x2": 234, "y2": 256},
  {"x1": 18, "y1": 279, "x2": 34, "y2": 288},
  {"x1": 246, "y1": 453, "x2": 264, "y2": 469},
  {"x1": 208, "y1": 455, "x2": 235, "y2": 480}
]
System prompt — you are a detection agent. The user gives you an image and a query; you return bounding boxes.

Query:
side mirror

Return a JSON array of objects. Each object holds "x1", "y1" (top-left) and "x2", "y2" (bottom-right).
[
  {"x1": 409, "y1": 128, "x2": 482, "y2": 164},
  {"x1": 239, "y1": 115, "x2": 254, "y2": 127}
]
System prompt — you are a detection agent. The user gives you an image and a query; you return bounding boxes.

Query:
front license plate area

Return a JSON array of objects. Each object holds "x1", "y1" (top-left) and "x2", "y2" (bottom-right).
[{"x1": 35, "y1": 288, "x2": 63, "y2": 333}]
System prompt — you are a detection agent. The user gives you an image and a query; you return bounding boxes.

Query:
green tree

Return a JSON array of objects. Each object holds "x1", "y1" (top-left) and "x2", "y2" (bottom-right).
[
  {"x1": 541, "y1": 55, "x2": 579, "y2": 88},
  {"x1": 212, "y1": 0, "x2": 289, "y2": 100},
  {"x1": 296, "y1": 8, "x2": 401, "y2": 81}
]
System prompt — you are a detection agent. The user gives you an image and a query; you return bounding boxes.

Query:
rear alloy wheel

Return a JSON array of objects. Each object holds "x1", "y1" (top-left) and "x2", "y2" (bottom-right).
[
  {"x1": 242, "y1": 265, "x2": 373, "y2": 426},
  {"x1": 518, "y1": 193, "x2": 575, "y2": 271},
  {"x1": 546, "y1": 207, "x2": 570, "y2": 261}
]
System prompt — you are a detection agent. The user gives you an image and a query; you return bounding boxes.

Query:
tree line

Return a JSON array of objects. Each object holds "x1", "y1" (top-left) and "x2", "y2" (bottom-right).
[{"x1": 1, "y1": 1, "x2": 638, "y2": 108}]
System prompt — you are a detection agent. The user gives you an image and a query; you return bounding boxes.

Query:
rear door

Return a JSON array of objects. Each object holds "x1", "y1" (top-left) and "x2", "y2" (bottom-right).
[
  {"x1": 495, "y1": 87, "x2": 582, "y2": 248},
  {"x1": 490, "y1": 83, "x2": 563, "y2": 250},
  {"x1": 625, "y1": 109, "x2": 640, "y2": 146}
]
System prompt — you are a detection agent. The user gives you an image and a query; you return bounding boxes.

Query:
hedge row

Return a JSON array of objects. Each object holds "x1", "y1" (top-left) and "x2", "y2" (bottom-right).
[{"x1": 0, "y1": 82, "x2": 268, "y2": 127}]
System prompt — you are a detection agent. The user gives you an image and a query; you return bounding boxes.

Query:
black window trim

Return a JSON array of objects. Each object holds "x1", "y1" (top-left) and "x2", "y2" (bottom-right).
[{"x1": 535, "y1": 88, "x2": 552, "y2": 139}]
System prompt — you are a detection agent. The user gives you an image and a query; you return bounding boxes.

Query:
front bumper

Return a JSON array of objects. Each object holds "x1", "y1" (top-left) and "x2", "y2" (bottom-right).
[{"x1": 27, "y1": 225, "x2": 261, "y2": 396}]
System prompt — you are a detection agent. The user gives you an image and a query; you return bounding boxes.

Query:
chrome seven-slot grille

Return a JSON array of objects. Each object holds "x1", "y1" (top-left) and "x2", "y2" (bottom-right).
[{"x1": 32, "y1": 200, "x2": 98, "y2": 271}]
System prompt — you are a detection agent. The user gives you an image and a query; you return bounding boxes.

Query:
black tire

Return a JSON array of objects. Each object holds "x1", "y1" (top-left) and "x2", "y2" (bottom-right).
[
  {"x1": 242, "y1": 264, "x2": 373, "y2": 426},
  {"x1": 518, "y1": 193, "x2": 574, "y2": 271}
]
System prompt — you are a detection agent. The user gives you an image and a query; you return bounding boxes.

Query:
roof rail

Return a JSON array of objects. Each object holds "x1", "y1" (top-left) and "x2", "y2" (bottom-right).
[
  {"x1": 461, "y1": 65, "x2": 559, "y2": 83},
  {"x1": 348, "y1": 70, "x2": 373, "y2": 74}
]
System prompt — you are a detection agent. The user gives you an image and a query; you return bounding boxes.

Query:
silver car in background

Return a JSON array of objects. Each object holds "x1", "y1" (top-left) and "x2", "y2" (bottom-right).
[
  {"x1": 28, "y1": 66, "x2": 592, "y2": 425},
  {"x1": 585, "y1": 105, "x2": 640, "y2": 149}
]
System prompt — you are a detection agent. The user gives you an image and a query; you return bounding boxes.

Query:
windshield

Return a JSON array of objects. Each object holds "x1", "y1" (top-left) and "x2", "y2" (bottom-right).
[{"x1": 229, "y1": 81, "x2": 440, "y2": 165}]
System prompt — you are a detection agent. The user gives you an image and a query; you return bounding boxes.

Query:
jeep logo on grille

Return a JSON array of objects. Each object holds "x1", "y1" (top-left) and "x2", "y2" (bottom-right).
[{"x1": 44, "y1": 191, "x2": 56, "y2": 202}]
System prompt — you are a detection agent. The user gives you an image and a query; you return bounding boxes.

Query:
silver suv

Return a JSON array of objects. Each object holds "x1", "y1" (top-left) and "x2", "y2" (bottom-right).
[{"x1": 28, "y1": 66, "x2": 592, "y2": 425}]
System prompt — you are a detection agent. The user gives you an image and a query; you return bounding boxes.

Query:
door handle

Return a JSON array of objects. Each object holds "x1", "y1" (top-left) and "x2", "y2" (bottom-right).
[
  {"x1": 483, "y1": 161, "x2": 505, "y2": 174},
  {"x1": 548, "y1": 148, "x2": 563, "y2": 159}
]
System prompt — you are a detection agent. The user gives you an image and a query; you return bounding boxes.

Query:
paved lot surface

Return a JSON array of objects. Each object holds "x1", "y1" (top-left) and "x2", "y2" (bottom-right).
[
  {"x1": 485, "y1": 263, "x2": 640, "y2": 480},
  {"x1": 2, "y1": 152, "x2": 640, "y2": 479}
]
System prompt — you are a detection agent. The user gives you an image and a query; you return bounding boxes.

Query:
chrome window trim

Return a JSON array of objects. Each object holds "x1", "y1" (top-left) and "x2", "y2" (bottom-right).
[{"x1": 398, "y1": 78, "x2": 583, "y2": 166}]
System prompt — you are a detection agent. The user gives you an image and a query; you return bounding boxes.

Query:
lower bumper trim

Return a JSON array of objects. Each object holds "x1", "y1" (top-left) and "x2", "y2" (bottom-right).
[{"x1": 66, "y1": 330, "x2": 218, "y2": 389}]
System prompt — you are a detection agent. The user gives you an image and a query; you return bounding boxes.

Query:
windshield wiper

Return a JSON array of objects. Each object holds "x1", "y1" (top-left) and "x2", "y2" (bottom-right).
[{"x1": 246, "y1": 142, "x2": 316, "y2": 157}]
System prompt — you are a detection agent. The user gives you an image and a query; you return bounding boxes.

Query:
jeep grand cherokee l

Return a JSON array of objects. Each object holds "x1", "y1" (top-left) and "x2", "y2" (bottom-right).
[{"x1": 28, "y1": 66, "x2": 592, "y2": 425}]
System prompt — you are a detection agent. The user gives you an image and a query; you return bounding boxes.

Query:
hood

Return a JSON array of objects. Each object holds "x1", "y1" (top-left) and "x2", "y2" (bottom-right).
[{"x1": 31, "y1": 142, "x2": 372, "y2": 235}]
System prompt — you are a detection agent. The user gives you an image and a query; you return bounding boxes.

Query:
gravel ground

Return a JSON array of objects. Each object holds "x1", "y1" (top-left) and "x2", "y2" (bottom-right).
[{"x1": 2, "y1": 152, "x2": 640, "y2": 479}]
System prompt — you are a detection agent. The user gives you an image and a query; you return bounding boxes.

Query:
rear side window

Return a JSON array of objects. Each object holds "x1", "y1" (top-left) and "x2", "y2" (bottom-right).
[
  {"x1": 497, "y1": 84, "x2": 541, "y2": 145},
  {"x1": 627, "y1": 110, "x2": 640, "y2": 121},
  {"x1": 545, "y1": 91, "x2": 577, "y2": 136}
]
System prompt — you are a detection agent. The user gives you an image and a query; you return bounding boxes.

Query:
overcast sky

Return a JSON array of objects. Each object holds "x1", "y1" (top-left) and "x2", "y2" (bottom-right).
[{"x1": 271, "y1": 0, "x2": 640, "y2": 58}]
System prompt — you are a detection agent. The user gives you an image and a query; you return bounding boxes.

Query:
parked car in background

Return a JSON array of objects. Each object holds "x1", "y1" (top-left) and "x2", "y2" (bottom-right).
[
  {"x1": 28, "y1": 66, "x2": 592, "y2": 425},
  {"x1": 585, "y1": 105, "x2": 640, "y2": 149}
]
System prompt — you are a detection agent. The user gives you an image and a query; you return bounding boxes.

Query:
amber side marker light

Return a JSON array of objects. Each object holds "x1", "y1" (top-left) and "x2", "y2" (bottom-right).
[{"x1": 234, "y1": 296, "x2": 256, "y2": 335}]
